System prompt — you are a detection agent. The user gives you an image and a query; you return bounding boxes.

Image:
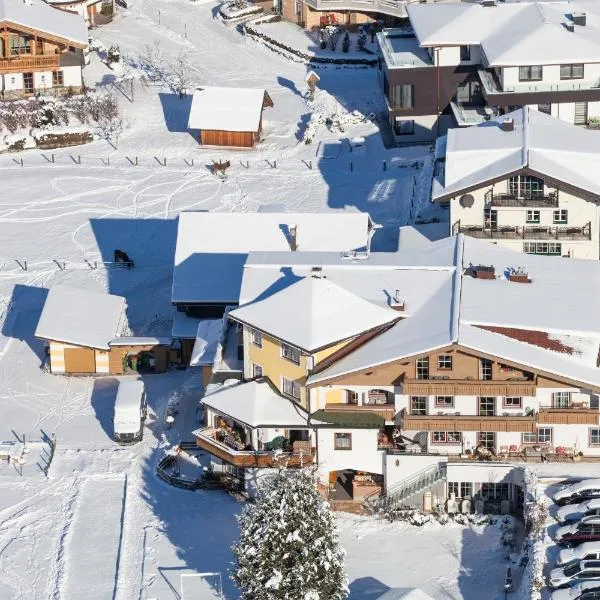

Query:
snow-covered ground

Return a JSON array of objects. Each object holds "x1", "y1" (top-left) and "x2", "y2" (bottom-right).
[{"x1": 0, "y1": 0, "x2": 464, "y2": 598}]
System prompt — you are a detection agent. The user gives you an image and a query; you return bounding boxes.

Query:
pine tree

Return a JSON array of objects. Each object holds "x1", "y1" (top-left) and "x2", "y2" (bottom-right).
[{"x1": 231, "y1": 468, "x2": 348, "y2": 600}]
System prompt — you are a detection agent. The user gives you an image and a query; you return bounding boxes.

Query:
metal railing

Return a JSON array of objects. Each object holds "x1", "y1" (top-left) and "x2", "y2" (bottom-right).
[
  {"x1": 484, "y1": 189, "x2": 559, "y2": 208},
  {"x1": 479, "y1": 68, "x2": 600, "y2": 96},
  {"x1": 453, "y1": 221, "x2": 591, "y2": 241},
  {"x1": 365, "y1": 463, "x2": 447, "y2": 512}
]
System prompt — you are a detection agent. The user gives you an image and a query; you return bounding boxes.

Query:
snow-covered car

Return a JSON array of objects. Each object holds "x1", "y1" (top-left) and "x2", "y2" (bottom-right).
[
  {"x1": 558, "y1": 542, "x2": 600, "y2": 567},
  {"x1": 558, "y1": 500, "x2": 600, "y2": 525},
  {"x1": 554, "y1": 480, "x2": 600, "y2": 507},
  {"x1": 549, "y1": 560, "x2": 600, "y2": 589},
  {"x1": 556, "y1": 517, "x2": 600, "y2": 546},
  {"x1": 551, "y1": 581, "x2": 600, "y2": 600}
]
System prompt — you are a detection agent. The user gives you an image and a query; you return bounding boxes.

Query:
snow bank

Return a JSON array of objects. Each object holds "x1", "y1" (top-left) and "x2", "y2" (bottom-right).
[{"x1": 220, "y1": 0, "x2": 263, "y2": 20}]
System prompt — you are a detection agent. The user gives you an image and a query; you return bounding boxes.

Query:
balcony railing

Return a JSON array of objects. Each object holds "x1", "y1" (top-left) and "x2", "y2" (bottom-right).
[
  {"x1": 0, "y1": 54, "x2": 60, "y2": 73},
  {"x1": 478, "y1": 68, "x2": 600, "y2": 96},
  {"x1": 453, "y1": 221, "x2": 591, "y2": 241},
  {"x1": 305, "y1": 0, "x2": 410, "y2": 18},
  {"x1": 484, "y1": 189, "x2": 559, "y2": 208},
  {"x1": 401, "y1": 377, "x2": 536, "y2": 397},
  {"x1": 193, "y1": 427, "x2": 314, "y2": 468},
  {"x1": 538, "y1": 406, "x2": 599, "y2": 425},
  {"x1": 325, "y1": 402, "x2": 396, "y2": 422},
  {"x1": 402, "y1": 410, "x2": 537, "y2": 432}
]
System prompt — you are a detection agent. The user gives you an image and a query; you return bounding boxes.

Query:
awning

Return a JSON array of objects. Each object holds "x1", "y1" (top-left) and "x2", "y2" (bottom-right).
[
  {"x1": 310, "y1": 410, "x2": 384, "y2": 429},
  {"x1": 190, "y1": 320, "x2": 223, "y2": 367}
]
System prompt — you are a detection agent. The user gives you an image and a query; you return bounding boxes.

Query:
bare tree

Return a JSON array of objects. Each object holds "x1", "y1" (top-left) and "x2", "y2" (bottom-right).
[
  {"x1": 169, "y1": 51, "x2": 193, "y2": 99},
  {"x1": 140, "y1": 41, "x2": 165, "y2": 83}
]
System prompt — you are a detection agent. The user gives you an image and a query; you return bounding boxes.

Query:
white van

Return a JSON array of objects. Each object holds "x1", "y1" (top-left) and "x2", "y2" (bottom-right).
[{"x1": 114, "y1": 379, "x2": 147, "y2": 444}]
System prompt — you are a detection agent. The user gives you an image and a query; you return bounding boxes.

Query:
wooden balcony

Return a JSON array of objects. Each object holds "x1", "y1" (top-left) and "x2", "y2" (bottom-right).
[
  {"x1": 401, "y1": 377, "x2": 536, "y2": 397},
  {"x1": 538, "y1": 407, "x2": 599, "y2": 425},
  {"x1": 0, "y1": 54, "x2": 60, "y2": 73},
  {"x1": 402, "y1": 412, "x2": 536, "y2": 432},
  {"x1": 324, "y1": 403, "x2": 396, "y2": 423},
  {"x1": 194, "y1": 428, "x2": 314, "y2": 468}
]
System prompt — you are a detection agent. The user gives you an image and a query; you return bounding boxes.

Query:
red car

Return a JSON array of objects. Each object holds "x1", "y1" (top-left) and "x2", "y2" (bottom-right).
[{"x1": 557, "y1": 517, "x2": 600, "y2": 547}]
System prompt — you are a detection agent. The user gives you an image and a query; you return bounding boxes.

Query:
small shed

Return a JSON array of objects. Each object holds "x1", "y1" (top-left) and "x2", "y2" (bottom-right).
[
  {"x1": 187, "y1": 86, "x2": 273, "y2": 148},
  {"x1": 35, "y1": 285, "x2": 171, "y2": 375}
]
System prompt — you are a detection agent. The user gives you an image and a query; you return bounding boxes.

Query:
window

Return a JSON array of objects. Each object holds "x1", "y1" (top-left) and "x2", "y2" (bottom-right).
[
  {"x1": 526, "y1": 210, "x2": 540, "y2": 224},
  {"x1": 590, "y1": 429, "x2": 600, "y2": 446},
  {"x1": 480, "y1": 359, "x2": 493, "y2": 381},
  {"x1": 393, "y1": 84, "x2": 414, "y2": 109},
  {"x1": 416, "y1": 357, "x2": 429, "y2": 380},
  {"x1": 482, "y1": 482, "x2": 509, "y2": 500},
  {"x1": 334, "y1": 432, "x2": 352, "y2": 450},
  {"x1": 538, "y1": 103, "x2": 551, "y2": 115},
  {"x1": 523, "y1": 242, "x2": 562, "y2": 255},
  {"x1": 478, "y1": 431, "x2": 495, "y2": 450},
  {"x1": 460, "y1": 45, "x2": 471, "y2": 61},
  {"x1": 448, "y1": 481, "x2": 459, "y2": 497},
  {"x1": 10, "y1": 35, "x2": 30, "y2": 55},
  {"x1": 394, "y1": 118, "x2": 415, "y2": 136},
  {"x1": 281, "y1": 342, "x2": 300, "y2": 365},
  {"x1": 522, "y1": 428, "x2": 553, "y2": 444},
  {"x1": 508, "y1": 175, "x2": 545, "y2": 199},
  {"x1": 431, "y1": 431, "x2": 461, "y2": 444},
  {"x1": 367, "y1": 389, "x2": 390, "y2": 405},
  {"x1": 410, "y1": 396, "x2": 427, "y2": 416},
  {"x1": 250, "y1": 329, "x2": 262, "y2": 348},
  {"x1": 295, "y1": 0, "x2": 301, "y2": 15},
  {"x1": 479, "y1": 397, "x2": 496, "y2": 416},
  {"x1": 503, "y1": 397, "x2": 522, "y2": 408},
  {"x1": 23, "y1": 72, "x2": 34, "y2": 94},
  {"x1": 553, "y1": 209, "x2": 568, "y2": 224},
  {"x1": 519, "y1": 65, "x2": 543, "y2": 81},
  {"x1": 553, "y1": 391, "x2": 572, "y2": 408},
  {"x1": 52, "y1": 71, "x2": 64, "y2": 86},
  {"x1": 461, "y1": 482, "x2": 473, "y2": 498},
  {"x1": 347, "y1": 390, "x2": 359, "y2": 405},
  {"x1": 252, "y1": 363, "x2": 263, "y2": 378},
  {"x1": 435, "y1": 396, "x2": 454, "y2": 407},
  {"x1": 560, "y1": 64, "x2": 584, "y2": 79},
  {"x1": 438, "y1": 355, "x2": 453, "y2": 370},
  {"x1": 282, "y1": 377, "x2": 301, "y2": 400}
]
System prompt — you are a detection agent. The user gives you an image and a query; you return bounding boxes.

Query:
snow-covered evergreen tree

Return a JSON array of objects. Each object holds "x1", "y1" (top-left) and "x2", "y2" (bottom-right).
[{"x1": 231, "y1": 468, "x2": 348, "y2": 600}]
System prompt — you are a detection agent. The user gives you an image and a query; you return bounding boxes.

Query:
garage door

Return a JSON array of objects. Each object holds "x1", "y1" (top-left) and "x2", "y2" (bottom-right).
[{"x1": 64, "y1": 348, "x2": 96, "y2": 373}]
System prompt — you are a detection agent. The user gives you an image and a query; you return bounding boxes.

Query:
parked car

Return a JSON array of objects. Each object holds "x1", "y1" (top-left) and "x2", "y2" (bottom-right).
[
  {"x1": 558, "y1": 500, "x2": 600, "y2": 525},
  {"x1": 554, "y1": 480, "x2": 600, "y2": 506},
  {"x1": 551, "y1": 581, "x2": 600, "y2": 600},
  {"x1": 549, "y1": 560, "x2": 600, "y2": 589},
  {"x1": 113, "y1": 379, "x2": 147, "y2": 444},
  {"x1": 558, "y1": 542, "x2": 600, "y2": 567},
  {"x1": 556, "y1": 517, "x2": 600, "y2": 546}
]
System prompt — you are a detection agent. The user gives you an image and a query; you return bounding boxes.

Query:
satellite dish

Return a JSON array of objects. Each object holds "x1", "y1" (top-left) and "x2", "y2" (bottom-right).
[{"x1": 459, "y1": 193, "x2": 475, "y2": 208}]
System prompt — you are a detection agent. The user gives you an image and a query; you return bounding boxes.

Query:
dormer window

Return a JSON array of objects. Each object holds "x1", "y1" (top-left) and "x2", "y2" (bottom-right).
[{"x1": 508, "y1": 175, "x2": 544, "y2": 199}]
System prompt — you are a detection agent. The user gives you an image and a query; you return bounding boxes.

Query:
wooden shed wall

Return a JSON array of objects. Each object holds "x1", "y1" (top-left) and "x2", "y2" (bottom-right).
[
  {"x1": 108, "y1": 345, "x2": 169, "y2": 375},
  {"x1": 199, "y1": 129, "x2": 255, "y2": 148}
]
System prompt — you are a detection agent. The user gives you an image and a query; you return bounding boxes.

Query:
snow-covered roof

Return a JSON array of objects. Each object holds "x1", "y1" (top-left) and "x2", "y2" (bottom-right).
[
  {"x1": 172, "y1": 212, "x2": 373, "y2": 304},
  {"x1": 35, "y1": 285, "x2": 126, "y2": 350},
  {"x1": 190, "y1": 319, "x2": 222, "y2": 366},
  {"x1": 307, "y1": 235, "x2": 600, "y2": 389},
  {"x1": 171, "y1": 312, "x2": 201, "y2": 339},
  {"x1": 0, "y1": 0, "x2": 88, "y2": 46},
  {"x1": 187, "y1": 86, "x2": 269, "y2": 132},
  {"x1": 433, "y1": 107, "x2": 600, "y2": 201},
  {"x1": 407, "y1": 1, "x2": 600, "y2": 66},
  {"x1": 229, "y1": 276, "x2": 401, "y2": 352},
  {"x1": 200, "y1": 378, "x2": 309, "y2": 428},
  {"x1": 109, "y1": 336, "x2": 170, "y2": 346}
]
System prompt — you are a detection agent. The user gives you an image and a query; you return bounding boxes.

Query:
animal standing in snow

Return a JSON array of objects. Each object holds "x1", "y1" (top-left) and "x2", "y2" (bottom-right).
[{"x1": 212, "y1": 159, "x2": 231, "y2": 177}]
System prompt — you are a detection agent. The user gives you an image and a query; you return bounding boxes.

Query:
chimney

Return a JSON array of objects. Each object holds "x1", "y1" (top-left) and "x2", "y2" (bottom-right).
[
  {"x1": 481, "y1": 0, "x2": 497, "y2": 6},
  {"x1": 311, "y1": 266, "x2": 323, "y2": 279},
  {"x1": 508, "y1": 267, "x2": 531, "y2": 284},
  {"x1": 288, "y1": 224, "x2": 297, "y2": 251},
  {"x1": 500, "y1": 118, "x2": 514, "y2": 132},
  {"x1": 564, "y1": 22, "x2": 575, "y2": 32},
  {"x1": 389, "y1": 289, "x2": 405, "y2": 311},
  {"x1": 572, "y1": 12, "x2": 586, "y2": 26},
  {"x1": 471, "y1": 265, "x2": 496, "y2": 279}
]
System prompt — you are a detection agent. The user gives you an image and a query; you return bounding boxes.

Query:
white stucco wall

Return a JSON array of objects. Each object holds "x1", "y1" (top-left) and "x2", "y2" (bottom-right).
[{"x1": 62, "y1": 65, "x2": 83, "y2": 87}]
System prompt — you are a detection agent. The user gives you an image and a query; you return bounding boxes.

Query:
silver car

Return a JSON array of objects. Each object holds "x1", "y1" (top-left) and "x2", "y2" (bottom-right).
[
  {"x1": 551, "y1": 581, "x2": 600, "y2": 600},
  {"x1": 558, "y1": 542, "x2": 600, "y2": 567},
  {"x1": 549, "y1": 560, "x2": 600, "y2": 589},
  {"x1": 558, "y1": 500, "x2": 600, "y2": 525}
]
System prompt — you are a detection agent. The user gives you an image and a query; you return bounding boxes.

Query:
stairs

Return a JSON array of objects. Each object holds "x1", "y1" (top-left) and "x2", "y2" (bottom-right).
[{"x1": 365, "y1": 463, "x2": 447, "y2": 513}]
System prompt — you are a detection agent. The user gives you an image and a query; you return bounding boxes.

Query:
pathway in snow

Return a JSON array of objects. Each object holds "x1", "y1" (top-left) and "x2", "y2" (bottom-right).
[{"x1": 60, "y1": 476, "x2": 127, "y2": 600}]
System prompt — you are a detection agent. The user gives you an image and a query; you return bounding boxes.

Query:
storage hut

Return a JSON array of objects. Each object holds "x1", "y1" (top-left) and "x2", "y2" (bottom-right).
[
  {"x1": 187, "y1": 86, "x2": 273, "y2": 148},
  {"x1": 35, "y1": 285, "x2": 171, "y2": 375}
]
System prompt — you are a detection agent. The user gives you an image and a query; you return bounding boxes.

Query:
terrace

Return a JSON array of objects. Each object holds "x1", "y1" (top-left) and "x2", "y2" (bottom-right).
[
  {"x1": 453, "y1": 221, "x2": 592, "y2": 241},
  {"x1": 484, "y1": 189, "x2": 559, "y2": 208},
  {"x1": 377, "y1": 31, "x2": 433, "y2": 68}
]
